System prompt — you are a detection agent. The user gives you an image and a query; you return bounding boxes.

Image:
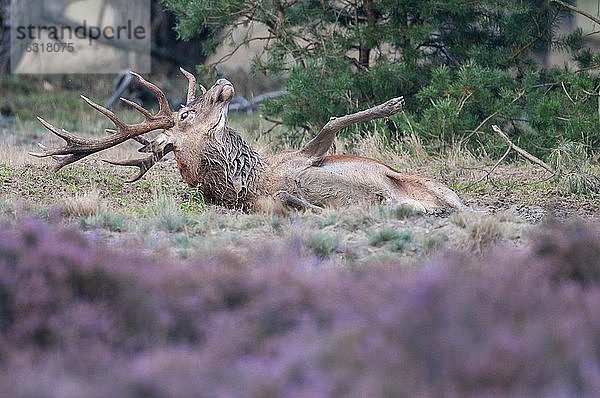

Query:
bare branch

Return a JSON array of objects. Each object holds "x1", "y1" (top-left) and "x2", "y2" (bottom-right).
[
  {"x1": 207, "y1": 36, "x2": 272, "y2": 69},
  {"x1": 491, "y1": 125, "x2": 554, "y2": 174},
  {"x1": 460, "y1": 146, "x2": 512, "y2": 191},
  {"x1": 550, "y1": 0, "x2": 600, "y2": 26}
]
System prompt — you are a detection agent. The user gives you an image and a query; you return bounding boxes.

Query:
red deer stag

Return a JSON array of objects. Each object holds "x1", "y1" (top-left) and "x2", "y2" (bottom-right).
[{"x1": 31, "y1": 69, "x2": 467, "y2": 213}]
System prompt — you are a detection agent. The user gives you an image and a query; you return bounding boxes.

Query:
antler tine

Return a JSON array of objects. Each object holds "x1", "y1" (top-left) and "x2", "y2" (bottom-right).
[
  {"x1": 29, "y1": 117, "x2": 92, "y2": 162},
  {"x1": 32, "y1": 117, "x2": 87, "y2": 147},
  {"x1": 103, "y1": 138, "x2": 174, "y2": 182},
  {"x1": 119, "y1": 97, "x2": 153, "y2": 119},
  {"x1": 103, "y1": 156, "x2": 155, "y2": 183},
  {"x1": 31, "y1": 71, "x2": 175, "y2": 170},
  {"x1": 51, "y1": 154, "x2": 88, "y2": 171},
  {"x1": 106, "y1": 127, "x2": 151, "y2": 147},
  {"x1": 130, "y1": 71, "x2": 172, "y2": 116},
  {"x1": 180, "y1": 67, "x2": 206, "y2": 105},
  {"x1": 30, "y1": 140, "x2": 88, "y2": 171},
  {"x1": 179, "y1": 67, "x2": 196, "y2": 104},
  {"x1": 80, "y1": 95, "x2": 126, "y2": 129}
]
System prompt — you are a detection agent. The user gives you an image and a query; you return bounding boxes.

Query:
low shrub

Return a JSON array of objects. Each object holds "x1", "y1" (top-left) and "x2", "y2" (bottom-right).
[
  {"x1": 307, "y1": 231, "x2": 339, "y2": 258},
  {"x1": 0, "y1": 217, "x2": 599, "y2": 397}
]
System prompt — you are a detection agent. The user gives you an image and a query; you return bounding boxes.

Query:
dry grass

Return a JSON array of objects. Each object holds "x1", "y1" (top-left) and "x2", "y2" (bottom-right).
[
  {"x1": 1, "y1": 86, "x2": 598, "y2": 265},
  {"x1": 0, "y1": 142, "x2": 37, "y2": 167},
  {"x1": 59, "y1": 190, "x2": 104, "y2": 218},
  {"x1": 0, "y1": 145, "x2": 593, "y2": 264},
  {"x1": 451, "y1": 212, "x2": 504, "y2": 254}
]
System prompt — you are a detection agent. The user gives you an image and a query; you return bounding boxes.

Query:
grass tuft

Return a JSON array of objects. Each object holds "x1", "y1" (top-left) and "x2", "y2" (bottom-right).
[
  {"x1": 390, "y1": 204, "x2": 417, "y2": 219},
  {"x1": 59, "y1": 190, "x2": 102, "y2": 218},
  {"x1": 148, "y1": 194, "x2": 192, "y2": 233},
  {"x1": 180, "y1": 186, "x2": 207, "y2": 213},
  {"x1": 422, "y1": 233, "x2": 448, "y2": 256},
  {"x1": 317, "y1": 211, "x2": 340, "y2": 228},
  {"x1": 452, "y1": 212, "x2": 503, "y2": 254},
  {"x1": 368, "y1": 227, "x2": 412, "y2": 252},
  {"x1": 549, "y1": 141, "x2": 600, "y2": 195},
  {"x1": 80, "y1": 210, "x2": 126, "y2": 232},
  {"x1": 308, "y1": 231, "x2": 339, "y2": 258}
]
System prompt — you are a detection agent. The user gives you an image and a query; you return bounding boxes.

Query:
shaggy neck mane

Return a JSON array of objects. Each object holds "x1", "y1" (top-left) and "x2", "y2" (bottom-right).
[{"x1": 181, "y1": 127, "x2": 265, "y2": 211}]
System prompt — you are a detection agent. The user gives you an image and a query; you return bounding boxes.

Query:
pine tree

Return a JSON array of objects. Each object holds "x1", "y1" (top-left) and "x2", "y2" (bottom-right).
[{"x1": 163, "y1": 0, "x2": 599, "y2": 159}]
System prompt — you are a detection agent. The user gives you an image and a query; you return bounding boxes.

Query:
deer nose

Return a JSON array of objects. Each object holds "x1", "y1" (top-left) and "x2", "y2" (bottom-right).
[{"x1": 216, "y1": 78, "x2": 232, "y2": 87}]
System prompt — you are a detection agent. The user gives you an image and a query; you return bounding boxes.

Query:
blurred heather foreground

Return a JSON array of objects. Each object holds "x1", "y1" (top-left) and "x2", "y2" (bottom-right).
[{"x1": 0, "y1": 217, "x2": 598, "y2": 397}]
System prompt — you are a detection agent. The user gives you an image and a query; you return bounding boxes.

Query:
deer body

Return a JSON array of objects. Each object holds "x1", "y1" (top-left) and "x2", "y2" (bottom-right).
[
  {"x1": 267, "y1": 154, "x2": 466, "y2": 212},
  {"x1": 32, "y1": 69, "x2": 467, "y2": 214},
  {"x1": 172, "y1": 124, "x2": 466, "y2": 213}
]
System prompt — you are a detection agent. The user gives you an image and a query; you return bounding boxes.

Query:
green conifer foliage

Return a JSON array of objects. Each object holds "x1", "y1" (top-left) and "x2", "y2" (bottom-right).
[{"x1": 163, "y1": 0, "x2": 599, "y2": 159}]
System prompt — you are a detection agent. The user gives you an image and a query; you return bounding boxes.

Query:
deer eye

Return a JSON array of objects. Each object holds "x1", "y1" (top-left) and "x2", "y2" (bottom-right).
[{"x1": 180, "y1": 111, "x2": 189, "y2": 121}]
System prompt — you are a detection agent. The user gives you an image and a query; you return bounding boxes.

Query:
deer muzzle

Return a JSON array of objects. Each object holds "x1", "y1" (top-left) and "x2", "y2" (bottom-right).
[{"x1": 215, "y1": 78, "x2": 235, "y2": 102}]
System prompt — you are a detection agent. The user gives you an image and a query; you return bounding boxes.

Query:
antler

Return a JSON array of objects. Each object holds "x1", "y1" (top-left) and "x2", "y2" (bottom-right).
[
  {"x1": 300, "y1": 96, "x2": 405, "y2": 160},
  {"x1": 102, "y1": 132, "x2": 174, "y2": 182},
  {"x1": 30, "y1": 72, "x2": 175, "y2": 171},
  {"x1": 102, "y1": 68, "x2": 206, "y2": 182},
  {"x1": 179, "y1": 67, "x2": 206, "y2": 105}
]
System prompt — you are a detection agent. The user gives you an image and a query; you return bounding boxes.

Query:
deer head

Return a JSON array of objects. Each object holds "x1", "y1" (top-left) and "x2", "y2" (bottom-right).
[
  {"x1": 169, "y1": 75, "x2": 235, "y2": 152},
  {"x1": 30, "y1": 68, "x2": 234, "y2": 182}
]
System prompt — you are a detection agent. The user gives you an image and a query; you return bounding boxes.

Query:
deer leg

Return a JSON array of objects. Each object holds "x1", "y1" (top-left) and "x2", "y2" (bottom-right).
[
  {"x1": 299, "y1": 96, "x2": 405, "y2": 161},
  {"x1": 275, "y1": 190, "x2": 323, "y2": 213}
]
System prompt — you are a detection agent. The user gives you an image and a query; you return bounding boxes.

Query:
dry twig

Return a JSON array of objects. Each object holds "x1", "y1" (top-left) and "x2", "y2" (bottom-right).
[
  {"x1": 550, "y1": 0, "x2": 600, "y2": 26},
  {"x1": 461, "y1": 124, "x2": 555, "y2": 190},
  {"x1": 490, "y1": 125, "x2": 554, "y2": 174}
]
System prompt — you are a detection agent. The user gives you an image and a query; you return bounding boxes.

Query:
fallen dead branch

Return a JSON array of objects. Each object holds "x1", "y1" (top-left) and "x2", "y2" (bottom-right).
[
  {"x1": 490, "y1": 125, "x2": 554, "y2": 174},
  {"x1": 461, "y1": 124, "x2": 554, "y2": 190}
]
